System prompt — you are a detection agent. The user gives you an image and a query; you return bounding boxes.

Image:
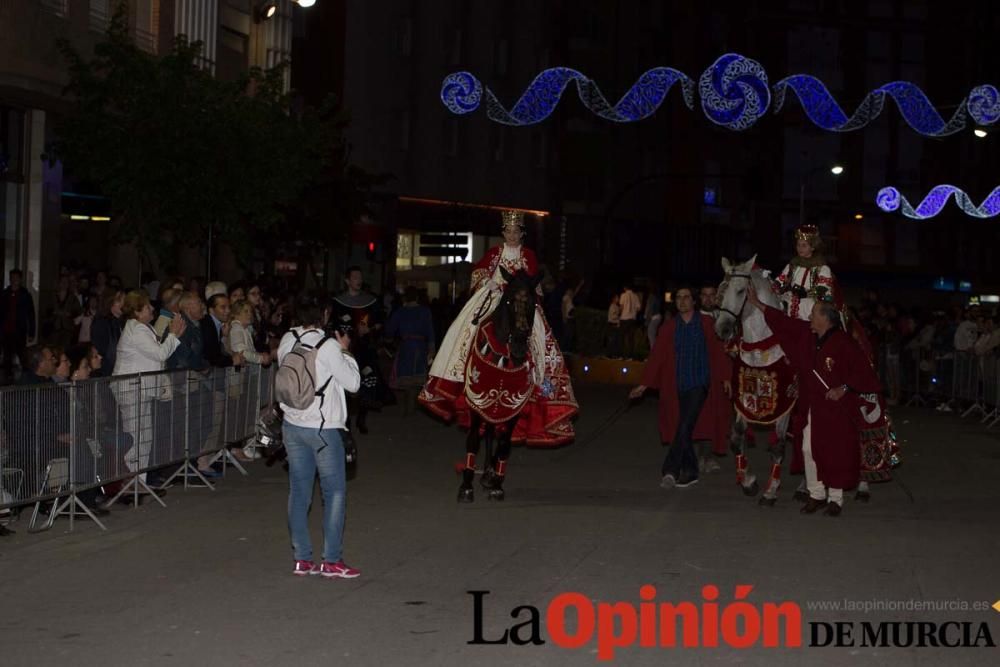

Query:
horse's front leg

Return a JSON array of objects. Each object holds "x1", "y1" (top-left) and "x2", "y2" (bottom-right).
[
  {"x1": 731, "y1": 415, "x2": 759, "y2": 496},
  {"x1": 459, "y1": 413, "x2": 484, "y2": 503},
  {"x1": 759, "y1": 413, "x2": 789, "y2": 506},
  {"x1": 481, "y1": 414, "x2": 518, "y2": 501}
]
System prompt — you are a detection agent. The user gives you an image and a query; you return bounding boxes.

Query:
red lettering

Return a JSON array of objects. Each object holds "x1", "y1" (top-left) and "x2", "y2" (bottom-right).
[
  {"x1": 702, "y1": 584, "x2": 720, "y2": 647},
  {"x1": 639, "y1": 585, "x2": 657, "y2": 647},
  {"x1": 762, "y1": 602, "x2": 802, "y2": 647},
  {"x1": 547, "y1": 593, "x2": 595, "y2": 649},
  {"x1": 596, "y1": 602, "x2": 638, "y2": 661}
]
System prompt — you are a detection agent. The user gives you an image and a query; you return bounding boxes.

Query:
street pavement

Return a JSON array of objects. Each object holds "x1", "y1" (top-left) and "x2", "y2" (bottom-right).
[{"x1": 1, "y1": 385, "x2": 999, "y2": 666}]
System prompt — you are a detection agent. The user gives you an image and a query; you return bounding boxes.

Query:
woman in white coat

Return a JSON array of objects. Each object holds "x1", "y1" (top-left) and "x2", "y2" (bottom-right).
[
  {"x1": 113, "y1": 290, "x2": 185, "y2": 482},
  {"x1": 229, "y1": 299, "x2": 272, "y2": 460}
]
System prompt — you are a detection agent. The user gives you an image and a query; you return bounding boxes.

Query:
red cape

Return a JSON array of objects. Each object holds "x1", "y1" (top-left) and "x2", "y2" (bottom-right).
[
  {"x1": 764, "y1": 308, "x2": 881, "y2": 489},
  {"x1": 641, "y1": 313, "x2": 733, "y2": 454}
]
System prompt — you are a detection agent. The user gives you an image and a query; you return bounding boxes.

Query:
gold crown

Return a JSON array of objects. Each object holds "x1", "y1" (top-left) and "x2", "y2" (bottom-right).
[
  {"x1": 501, "y1": 209, "x2": 525, "y2": 230},
  {"x1": 795, "y1": 224, "x2": 820, "y2": 241}
]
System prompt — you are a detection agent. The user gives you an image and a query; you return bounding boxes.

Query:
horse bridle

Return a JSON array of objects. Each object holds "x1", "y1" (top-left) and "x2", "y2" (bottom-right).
[{"x1": 718, "y1": 271, "x2": 754, "y2": 321}]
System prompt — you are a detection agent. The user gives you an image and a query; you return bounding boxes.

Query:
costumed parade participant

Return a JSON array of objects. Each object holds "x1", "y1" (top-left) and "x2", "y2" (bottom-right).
[
  {"x1": 746, "y1": 286, "x2": 881, "y2": 516},
  {"x1": 630, "y1": 287, "x2": 732, "y2": 489},
  {"x1": 777, "y1": 225, "x2": 897, "y2": 501},
  {"x1": 331, "y1": 266, "x2": 393, "y2": 435},
  {"x1": 419, "y1": 210, "x2": 578, "y2": 502}
]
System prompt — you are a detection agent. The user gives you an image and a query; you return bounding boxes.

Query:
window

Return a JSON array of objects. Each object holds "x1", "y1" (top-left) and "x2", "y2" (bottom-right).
[
  {"x1": 40, "y1": 0, "x2": 68, "y2": 18},
  {"x1": 132, "y1": 0, "x2": 158, "y2": 54},
  {"x1": 90, "y1": 0, "x2": 111, "y2": 32}
]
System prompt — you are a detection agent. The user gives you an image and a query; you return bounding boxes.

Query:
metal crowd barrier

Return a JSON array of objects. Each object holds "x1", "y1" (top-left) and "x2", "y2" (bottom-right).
[{"x1": 0, "y1": 365, "x2": 273, "y2": 531}]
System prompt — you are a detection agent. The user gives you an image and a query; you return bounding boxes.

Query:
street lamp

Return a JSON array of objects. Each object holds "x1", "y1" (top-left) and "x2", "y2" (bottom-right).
[
  {"x1": 799, "y1": 165, "x2": 843, "y2": 225},
  {"x1": 256, "y1": 1, "x2": 278, "y2": 21},
  {"x1": 293, "y1": 0, "x2": 317, "y2": 6}
]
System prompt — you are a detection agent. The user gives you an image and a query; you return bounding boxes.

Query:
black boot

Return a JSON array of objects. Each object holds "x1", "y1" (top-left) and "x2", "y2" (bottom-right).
[
  {"x1": 356, "y1": 410, "x2": 369, "y2": 435},
  {"x1": 457, "y1": 468, "x2": 475, "y2": 503}
]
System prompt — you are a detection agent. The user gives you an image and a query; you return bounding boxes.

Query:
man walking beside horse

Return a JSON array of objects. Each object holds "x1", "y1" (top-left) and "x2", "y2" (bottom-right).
[
  {"x1": 745, "y1": 286, "x2": 881, "y2": 516},
  {"x1": 630, "y1": 287, "x2": 732, "y2": 489}
]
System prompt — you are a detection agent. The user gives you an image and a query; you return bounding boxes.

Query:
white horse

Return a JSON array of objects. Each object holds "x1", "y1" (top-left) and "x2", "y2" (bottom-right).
[{"x1": 716, "y1": 256, "x2": 797, "y2": 505}]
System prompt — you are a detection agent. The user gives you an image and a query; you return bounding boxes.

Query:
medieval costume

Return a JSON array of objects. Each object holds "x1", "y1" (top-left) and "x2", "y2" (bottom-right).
[
  {"x1": 762, "y1": 304, "x2": 881, "y2": 514},
  {"x1": 778, "y1": 225, "x2": 898, "y2": 494},
  {"x1": 776, "y1": 225, "x2": 836, "y2": 321},
  {"x1": 419, "y1": 211, "x2": 578, "y2": 447},
  {"x1": 640, "y1": 311, "x2": 732, "y2": 482}
]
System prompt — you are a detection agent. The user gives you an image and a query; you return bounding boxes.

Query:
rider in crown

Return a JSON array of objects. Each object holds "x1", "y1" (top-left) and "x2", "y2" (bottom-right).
[
  {"x1": 776, "y1": 224, "x2": 835, "y2": 321},
  {"x1": 419, "y1": 210, "x2": 578, "y2": 448}
]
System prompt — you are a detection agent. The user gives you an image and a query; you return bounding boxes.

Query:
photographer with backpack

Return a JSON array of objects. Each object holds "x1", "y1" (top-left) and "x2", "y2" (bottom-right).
[{"x1": 275, "y1": 301, "x2": 361, "y2": 578}]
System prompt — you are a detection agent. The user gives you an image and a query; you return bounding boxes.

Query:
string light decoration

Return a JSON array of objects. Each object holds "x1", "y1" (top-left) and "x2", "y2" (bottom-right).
[
  {"x1": 699, "y1": 53, "x2": 770, "y2": 130},
  {"x1": 442, "y1": 53, "x2": 1000, "y2": 137},
  {"x1": 876, "y1": 185, "x2": 1000, "y2": 219},
  {"x1": 441, "y1": 67, "x2": 694, "y2": 126}
]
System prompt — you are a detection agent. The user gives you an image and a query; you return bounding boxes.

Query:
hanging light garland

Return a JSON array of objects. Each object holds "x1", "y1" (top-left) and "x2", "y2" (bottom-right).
[
  {"x1": 876, "y1": 185, "x2": 1000, "y2": 219},
  {"x1": 442, "y1": 53, "x2": 1000, "y2": 137}
]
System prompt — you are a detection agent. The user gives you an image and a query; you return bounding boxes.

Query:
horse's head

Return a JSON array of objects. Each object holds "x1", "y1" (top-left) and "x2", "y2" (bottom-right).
[
  {"x1": 715, "y1": 255, "x2": 758, "y2": 341},
  {"x1": 495, "y1": 267, "x2": 541, "y2": 365}
]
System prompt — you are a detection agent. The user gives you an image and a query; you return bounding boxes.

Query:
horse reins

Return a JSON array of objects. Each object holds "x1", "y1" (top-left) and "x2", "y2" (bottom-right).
[{"x1": 718, "y1": 271, "x2": 754, "y2": 321}]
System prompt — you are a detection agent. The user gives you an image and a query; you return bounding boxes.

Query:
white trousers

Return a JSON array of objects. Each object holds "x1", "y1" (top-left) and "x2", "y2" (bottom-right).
[{"x1": 802, "y1": 410, "x2": 844, "y2": 506}]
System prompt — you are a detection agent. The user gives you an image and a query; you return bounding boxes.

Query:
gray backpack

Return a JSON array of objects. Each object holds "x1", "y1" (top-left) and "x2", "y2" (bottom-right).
[{"x1": 274, "y1": 330, "x2": 333, "y2": 411}]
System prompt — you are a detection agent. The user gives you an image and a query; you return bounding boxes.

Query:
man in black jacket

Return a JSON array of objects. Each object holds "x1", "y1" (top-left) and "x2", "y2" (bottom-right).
[
  {"x1": 0, "y1": 269, "x2": 36, "y2": 375},
  {"x1": 197, "y1": 294, "x2": 244, "y2": 468},
  {"x1": 200, "y1": 294, "x2": 243, "y2": 369}
]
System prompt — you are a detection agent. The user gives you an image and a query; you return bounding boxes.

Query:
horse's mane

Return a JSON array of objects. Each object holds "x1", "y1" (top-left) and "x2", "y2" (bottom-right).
[
  {"x1": 491, "y1": 271, "x2": 537, "y2": 352},
  {"x1": 748, "y1": 266, "x2": 781, "y2": 310}
]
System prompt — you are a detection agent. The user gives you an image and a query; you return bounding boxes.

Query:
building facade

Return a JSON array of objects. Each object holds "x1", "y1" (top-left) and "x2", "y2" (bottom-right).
[
  {"x1": 0, "y1": 0, "x2": 299, "y2": 329},
  {"x1": 331, "y1": 0, "x2": 1000, "y2": 305}
]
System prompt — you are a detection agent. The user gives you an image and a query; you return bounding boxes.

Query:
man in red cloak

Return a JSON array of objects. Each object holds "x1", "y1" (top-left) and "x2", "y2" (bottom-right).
[
  {"x1": 747, "y1": 287, "x2": 881, "y2": 516},
  {"x1": 630, "y1": 287, "x2": 732, "y2": 488}
]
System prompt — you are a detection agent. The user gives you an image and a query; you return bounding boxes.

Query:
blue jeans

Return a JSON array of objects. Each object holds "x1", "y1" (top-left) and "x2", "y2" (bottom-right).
[
  {"x1": 283, "y1": 423, "x2": 347, "y2": 563},
  {"x1": 662, "y1": 386, "x2": 708, "y2": 479}
]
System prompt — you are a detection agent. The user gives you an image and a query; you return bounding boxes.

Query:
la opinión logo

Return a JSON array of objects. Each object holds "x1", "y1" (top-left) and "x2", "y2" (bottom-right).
[
  {"x1": 468, "y1": 586, "x2": 997, "y2": 660},
  {"x1": 468, "y1": 585, "x2": 802, "y2": 660}
]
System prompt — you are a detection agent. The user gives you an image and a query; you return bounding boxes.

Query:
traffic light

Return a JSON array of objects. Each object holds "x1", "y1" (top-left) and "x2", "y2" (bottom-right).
[{"x1": 366, "y1": 241, "x2": 377, "y2": 261}]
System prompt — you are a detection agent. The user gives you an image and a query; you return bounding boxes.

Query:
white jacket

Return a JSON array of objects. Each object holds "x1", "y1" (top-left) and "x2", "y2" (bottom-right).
[
  {"x1": 113, "y1": 318, "x2": 181, "y2": 397},
  {"x1": 277, "y1": 327, "x2": 360, "y2": 430},
  {"x1": 229, "y1": 320, "x2": 263, "y2": 364}
]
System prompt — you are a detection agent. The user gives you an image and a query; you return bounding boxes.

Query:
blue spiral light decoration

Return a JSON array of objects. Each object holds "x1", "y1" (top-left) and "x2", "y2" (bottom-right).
[
  {"x1": 699, "y1": 53, "x2": 770, "y2": 130},
  {"x1": 877, "y1": 185, "x2": 1000, "y2": 219},
  {"x1": 442, "y1": 67, "x2": 694, "y2": 126},
  {"x1": 442, "y1": 53, "x2": 999, "y2": 137}
]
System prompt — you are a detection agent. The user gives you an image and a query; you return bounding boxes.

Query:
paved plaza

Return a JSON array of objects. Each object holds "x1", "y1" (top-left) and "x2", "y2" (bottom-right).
[{"x1": 1, "y1": 385, "x2": 998, "y2": 666}]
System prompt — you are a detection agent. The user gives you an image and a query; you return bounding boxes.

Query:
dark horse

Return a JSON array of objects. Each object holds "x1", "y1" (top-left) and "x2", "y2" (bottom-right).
[{"x1": 458, "y1": 267, "x2": 541, "y2": 502}]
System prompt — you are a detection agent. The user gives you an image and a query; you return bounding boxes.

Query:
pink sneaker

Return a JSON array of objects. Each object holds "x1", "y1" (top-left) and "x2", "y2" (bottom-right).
[
  {"x1": 318, "y1": 560, "x2": 361, "y2": 579},
  {"x1": 292, "y1": 560, "x2": 319, "y2": 576}
]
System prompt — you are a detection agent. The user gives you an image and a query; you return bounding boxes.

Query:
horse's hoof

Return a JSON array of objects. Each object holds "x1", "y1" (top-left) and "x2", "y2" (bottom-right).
[
  {"x1": 793, "y1": 490, "x2": 809, "y2": 503},
  {"x1": 758, "y1": 496, "x2": 777, "y2": 507},
  {"x1": 457, "y1": 486, "x2": 474, "y2": 503},
  {"x1": 487, "y1": 488, "x2": 505, "y2": 501},
  {"x1": 742, "y1": 480, "x2": 759, "y2": 497},
  {"x1": 855, "y1": 491, "x2": 871, "y2": 503}
]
